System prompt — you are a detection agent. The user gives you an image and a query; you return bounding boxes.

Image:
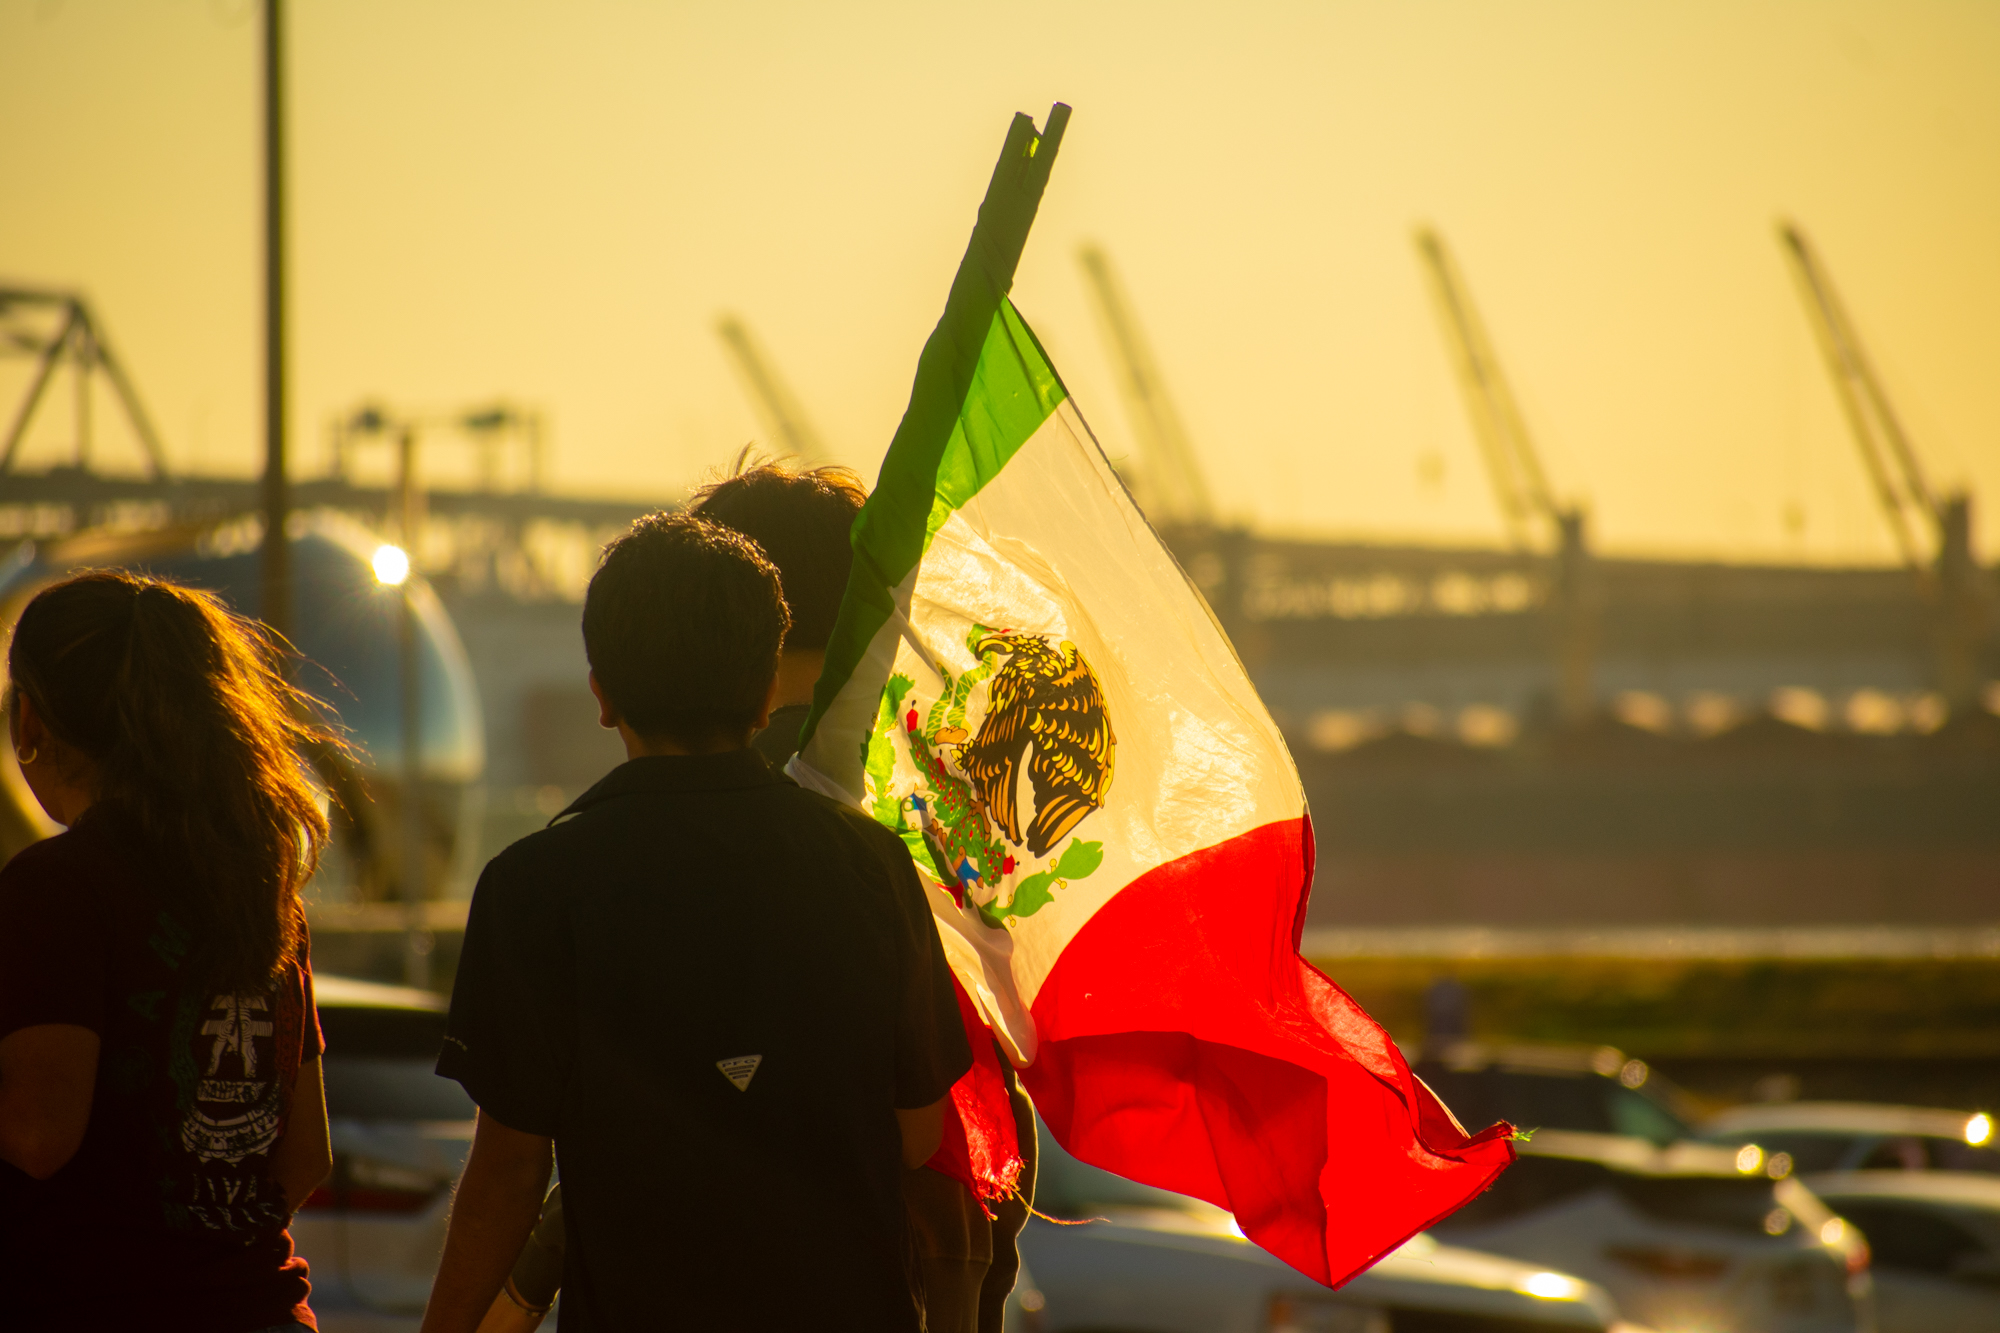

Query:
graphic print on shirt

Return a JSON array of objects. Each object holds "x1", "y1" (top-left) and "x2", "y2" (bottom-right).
[{"x1": 177, "y1": 988, "x2": 290, "y2": 1233}]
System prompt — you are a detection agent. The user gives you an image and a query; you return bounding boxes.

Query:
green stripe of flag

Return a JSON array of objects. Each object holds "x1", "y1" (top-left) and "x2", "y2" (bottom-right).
[
  {"x1": 796, "y1": 107, "x2": 1070, "y2": 763},
  {"x1": 922, "y1": 300, "x2": 1068, "y2": 544}
]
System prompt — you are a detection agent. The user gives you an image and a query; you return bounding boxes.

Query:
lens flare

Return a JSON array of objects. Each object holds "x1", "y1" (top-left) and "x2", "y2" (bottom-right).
[
  {"x1": 1966, "y1": 1113, "x2": 1992, "y2": 1146},
  {"x1": 1517, "y1": 1271, "x2": 1584, "y2": 1300},
  {"x1": 373, "y1": 544, "x2": 412, "y2": 586}
]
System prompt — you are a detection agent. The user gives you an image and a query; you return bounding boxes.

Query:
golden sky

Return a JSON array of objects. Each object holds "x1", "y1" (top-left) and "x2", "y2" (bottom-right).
[{"x1": 3, "y1": 0, "x2": 1996, "y2": 563}]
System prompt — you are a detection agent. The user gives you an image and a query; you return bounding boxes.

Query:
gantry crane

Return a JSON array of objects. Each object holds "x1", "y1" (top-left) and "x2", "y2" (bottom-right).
[
  {"x1": 1076, "y1": 245, "x2": 1216, "y2": 528},
  {"x1": 0, "y1": 288, "x2": 171, "y2": 479},
  {"x1": 1413, "y1": 228, "x2": 1597, "y2": 725},
  {"x1": 714, "y1": 315, "x2": 826, "y2": 461},
  {"x1": 1778, "y1": 221, "x2": 1989, "y2": 707}
]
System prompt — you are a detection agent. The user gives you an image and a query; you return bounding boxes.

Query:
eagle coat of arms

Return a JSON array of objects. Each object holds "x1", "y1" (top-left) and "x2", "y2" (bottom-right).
[{"x1": 867, "y1": 626, "x2": 1117, "y2": 929}]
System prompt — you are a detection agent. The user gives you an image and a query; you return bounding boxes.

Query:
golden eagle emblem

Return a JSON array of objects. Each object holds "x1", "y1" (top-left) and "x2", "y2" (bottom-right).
[{"x1": 958, "y1": 630, "x2": 1116, "y2": 858}]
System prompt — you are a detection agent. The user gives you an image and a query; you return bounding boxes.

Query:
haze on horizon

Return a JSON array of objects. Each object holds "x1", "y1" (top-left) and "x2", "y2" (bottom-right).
[{"x1": 2, "y1": 0, "x2": 1996, "y2": 567}]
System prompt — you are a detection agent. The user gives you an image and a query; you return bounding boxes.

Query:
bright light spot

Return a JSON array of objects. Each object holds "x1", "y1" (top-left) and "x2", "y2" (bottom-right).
[
  {"x1": 373, "y1": 544, "x2": 411, "y2": 586},
  {"x1": 1224, "y1": 1215, "x2": 1247, "y2": 1239},
  {"x1": 1966, "y1": 1113, "x2": 1993, "y2": 1146},
  {"x1": 1736, "y1": 1144, "x2": 1764, "y2": 1174},
  {"x1": 1764, "y1": 1208, "x2": 1793, "y2": 1236},
  {"x1": 1766, "y1": 1151, "x2": 1794, "y2": 1179},
  {"x1": 1517, "y1": 1272, "x2": 1584, "y2": 1301},
  {"x1": 1619, "y1": 1059, "x2": 1650, "y2": 1089},
  {"x1": 1821, "y1": 1218, "x2": 1847, "y2": 1246}
]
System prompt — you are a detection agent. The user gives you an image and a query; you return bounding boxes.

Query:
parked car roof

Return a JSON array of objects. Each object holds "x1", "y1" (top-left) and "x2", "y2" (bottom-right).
[
  {"x1": 1519, "y1": 1128, "x2": 1770, "y2": 1179},
  {"x1": 1704, "y1": 1102, "x2": 1993, "y2": 1146},
  {"x1": 1807, "y1": 1170, "x2": 2000, "y2": 1209}
]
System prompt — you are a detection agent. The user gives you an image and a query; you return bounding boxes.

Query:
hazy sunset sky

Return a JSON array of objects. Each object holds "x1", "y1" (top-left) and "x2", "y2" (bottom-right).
[{"x1": 4, "y1": 0, "x2": 1996, "y2": 563}]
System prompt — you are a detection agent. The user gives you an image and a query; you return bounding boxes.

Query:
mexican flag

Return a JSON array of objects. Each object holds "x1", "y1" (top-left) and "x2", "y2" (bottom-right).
[{"x1": 791, "y1": 105, "x2": 1515, "y2": 1287}]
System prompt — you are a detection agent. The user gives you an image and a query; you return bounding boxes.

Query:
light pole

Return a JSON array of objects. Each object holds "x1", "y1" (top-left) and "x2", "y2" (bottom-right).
[
  {"x1": 260, "y1": 0, "x2": 290, "y2": 641},
  {"x1": 363, "y1": 408, "x2": 431, "y2": 990},
  {"x1": 395, "y1": 423, "x2": 430, "y2": 989}
]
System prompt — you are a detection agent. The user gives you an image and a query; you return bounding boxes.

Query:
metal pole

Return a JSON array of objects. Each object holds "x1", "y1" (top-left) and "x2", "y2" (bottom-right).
[
  {"x1": 73, "y1": 321, "x2": 91, "y2": 470},
  {"x1": 260, "y1": 0, "x2": 291, "y2": 639},
  {"x1": 0, "y1": 304, "x2": 79, "y2": 474},
  {"x1": 397, "y1": 424, "x2": 431, "y2": 988}
]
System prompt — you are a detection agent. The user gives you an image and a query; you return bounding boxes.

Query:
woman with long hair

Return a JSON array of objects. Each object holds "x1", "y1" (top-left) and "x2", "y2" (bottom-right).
[{"x1": 0, "y1": 570, "x2": 343, "y2": 1332}]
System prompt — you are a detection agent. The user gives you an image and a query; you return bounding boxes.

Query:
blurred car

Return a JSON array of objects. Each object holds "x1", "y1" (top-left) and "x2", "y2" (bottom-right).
[
  {"x1": 293, "y1": 973, "x2": 476, "y2": 1324},
  {"x1": 1414, "y1": 1042, "x2": 1701, "y2": 1147},
  {"x1": 1803, "y1": 1171, "x2": 2000, "y2": 1333},
  {"x1": 1698, "y1": 1102, "x2": 2000, "y2": 1177},
  {"x1": 1022, "y1": 1118, "x2": 1650, "y2": 1333},
  {"x1": 1414, "y1": 1044, "x2": 1871, "y2": 1332},
  {"x1": 1429, "y1": 1130, "x2": 1871, "y2": 1333}
]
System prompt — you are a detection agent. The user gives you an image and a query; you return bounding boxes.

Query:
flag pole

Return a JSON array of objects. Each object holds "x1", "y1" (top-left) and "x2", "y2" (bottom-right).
[{"x1": 798, "y1": 103, "x2": 1069, "y2": 759}]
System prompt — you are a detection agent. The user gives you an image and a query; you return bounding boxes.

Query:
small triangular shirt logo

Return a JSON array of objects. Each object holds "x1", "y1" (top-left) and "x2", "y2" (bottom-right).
[{"x1": 716, "y1": 1055, "x2": 762, "y2": 1092}]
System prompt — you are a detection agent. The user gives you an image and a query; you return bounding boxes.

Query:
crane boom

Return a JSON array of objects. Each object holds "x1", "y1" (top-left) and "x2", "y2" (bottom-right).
[
  {"x1": 714, "y1": 315, "x2": 826, "y2": 461},
  {"x1": 1413, "y1": 228, "x2": 1560, "y2": 550},
  {"x1": 1777, "y1": 222, "x2": 1940, "y2": 570},
  {"x1": 1076, "y1": 245, "x2": 1215, "y2": 527},
  {"x1": 1412, "y1": 229, "x2": 1598, "y2": 724}
]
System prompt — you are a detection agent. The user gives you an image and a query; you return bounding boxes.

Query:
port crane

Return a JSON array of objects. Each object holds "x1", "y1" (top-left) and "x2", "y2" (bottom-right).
[
  {"x1": 1414, "y1": 228, "x2": 1597, "y2": 724},
  {"x1": 1778, "y1": 221, "x2": 1989, "y2": 707},
  {"x1": 0, "y1": 288, "x2": 171, "y2": 479},
  {"x1": 714, "y1": 315, "x2": 826, "y2": 461},
  {"x1": 1076, "y1": 245, "x2": 1216, "y2": 528}
]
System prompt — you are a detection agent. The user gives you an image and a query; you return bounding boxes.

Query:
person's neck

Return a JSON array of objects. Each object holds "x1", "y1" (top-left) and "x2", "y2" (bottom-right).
[
  {"x1": 617, "y1": 726, "x2": 751, "y2": 760},
  {"x1": 773, "y1": 650, "x2": 824, "y2": 710}
]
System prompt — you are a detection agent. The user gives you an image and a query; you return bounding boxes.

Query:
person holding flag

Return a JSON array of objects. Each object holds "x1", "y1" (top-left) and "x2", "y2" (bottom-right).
[
  {"x1": 423, "y1": 515, "x2": 971, "y2": 1331},
  {"x1": 468, "y1": 459, "x2": 1039, "y2": 1333},
  {"x1": 788, "y1": 102, "x2": 1516, "y2": 1290}
]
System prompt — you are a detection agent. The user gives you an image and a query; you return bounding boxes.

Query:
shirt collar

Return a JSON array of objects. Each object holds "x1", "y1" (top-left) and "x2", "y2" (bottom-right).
[{"x1": 551, "y1": 748, "x2": 778, "y2": 824}]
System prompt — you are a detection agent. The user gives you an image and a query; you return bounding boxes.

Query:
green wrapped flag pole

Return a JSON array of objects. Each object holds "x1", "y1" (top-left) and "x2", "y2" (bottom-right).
[{"x1": 796, "y1": 103, "x2": 1070, "y2": 767}]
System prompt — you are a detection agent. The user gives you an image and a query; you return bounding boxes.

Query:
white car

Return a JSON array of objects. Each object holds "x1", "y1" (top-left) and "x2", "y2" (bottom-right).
[
  {"x1": 1411, "y1": 1046, "x2": 1870, "y2": 1332},
  {"x1": 292, "y1": 974, "x2": 476, "y2": 1330},
  {"x1": 1802, "y1": 1171, "x2": 2000, "y2": 1333},
  {"x1": 1431, "y1": 1130, "x2": 1871, "y2": 1333},
  {"x1": 1022, "y1": 1120, "x2": 1651, "y2": 1333},
  {"x1": 1698, "y1": 1102, "x2": 2000, "y2": 1177}
]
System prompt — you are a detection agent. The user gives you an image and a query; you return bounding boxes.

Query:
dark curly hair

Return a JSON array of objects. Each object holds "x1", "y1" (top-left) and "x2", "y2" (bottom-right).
[
  {"x1": 689, "y1": 453, "x2": 866, "y2": 653},
  {"x1": 582, "y1": 513, "x2": 791, "y2": 746},
  {"x1": 6, "y1": 571, "x2": 346, "y2": 991}
]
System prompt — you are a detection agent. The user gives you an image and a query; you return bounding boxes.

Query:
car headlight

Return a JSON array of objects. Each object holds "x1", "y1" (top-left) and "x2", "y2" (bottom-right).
[{"x1": 1516, "y1": 1271, "x2": 1589, "y2": 1301}]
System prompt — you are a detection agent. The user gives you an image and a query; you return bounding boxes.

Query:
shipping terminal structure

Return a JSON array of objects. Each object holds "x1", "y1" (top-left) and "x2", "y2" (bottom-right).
[{"x1": 1, "y1": 224, "x2": 1996, "y2": 1096}]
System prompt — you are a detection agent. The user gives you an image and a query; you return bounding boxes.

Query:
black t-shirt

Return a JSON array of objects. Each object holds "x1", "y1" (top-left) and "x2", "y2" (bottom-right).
[
  {"x1": 438, "y1": 749, "x2": 971, "y2": 1331},
  {"x1": 751, "y1": 701, "x2": 813, "y2": 772},
  {"x1": 0, "y1": 813, "x2": 322, "y2": 1333}
]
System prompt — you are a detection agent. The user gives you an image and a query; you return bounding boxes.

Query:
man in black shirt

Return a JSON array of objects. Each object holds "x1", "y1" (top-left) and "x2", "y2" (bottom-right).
[
  {"x1": 422, "y1": 514, "x2": 970, "y2": 1332},
  {"x1": 692, "y1": 460, "x2": 1040, "y2": 1333}
]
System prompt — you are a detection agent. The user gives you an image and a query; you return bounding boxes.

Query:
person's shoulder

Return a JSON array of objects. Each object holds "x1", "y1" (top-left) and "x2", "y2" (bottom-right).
[
  {"x1": 0, "y1": 827, "x2": 108, "y2": 888},
  {"x1": 769, "y1": 780, "x2": 878, "y2": 831},
  {"x1": 774, "y1": 786, "x2": 918, "y2": 874},
  {"x1": 0, "y1": 827, "x2": 134, "y2": 930},
  {"x1": 469, "y1": 816, "x2": 592, "y2": 908}
]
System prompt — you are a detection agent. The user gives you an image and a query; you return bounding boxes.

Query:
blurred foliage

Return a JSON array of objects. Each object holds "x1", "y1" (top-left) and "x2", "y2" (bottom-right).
[{"x1": 1318, "y1": 955, "x2": 2000, "y2": 1060}]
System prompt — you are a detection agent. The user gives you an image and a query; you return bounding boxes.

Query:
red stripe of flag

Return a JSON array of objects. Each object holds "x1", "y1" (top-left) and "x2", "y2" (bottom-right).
[{"x1": 1020, "y1": 817, "x2": 1516, "y2": 1286}]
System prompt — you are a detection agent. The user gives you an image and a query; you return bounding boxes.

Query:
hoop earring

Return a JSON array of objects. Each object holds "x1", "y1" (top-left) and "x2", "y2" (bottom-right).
[{"x1": 14, "y1": 745, "x2": 37, "y2": 766}]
